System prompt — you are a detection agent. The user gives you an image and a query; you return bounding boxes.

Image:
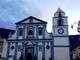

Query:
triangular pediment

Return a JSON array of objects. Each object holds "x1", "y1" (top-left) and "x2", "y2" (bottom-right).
[
  {"x1": 54, "y1": 8, "x2": 65, "y2": 17},
  {"x1": 56, "y1": 8, "x2": 64, "y2": 13},
  {"x1": 16, "y1": 16, "x2": 47, "y2": 24},
  {"x1": 25, "y1": 41, "x2": 36, "y2": 46}
]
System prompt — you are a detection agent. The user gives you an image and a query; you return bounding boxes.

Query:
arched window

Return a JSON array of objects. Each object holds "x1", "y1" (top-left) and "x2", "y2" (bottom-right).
[
  {"x1": 58, "y1": 19, "x2": 63, "y2": 26},
  {"x1": 28, "y1": 30, "x2": 33, "y2": 35},
  {"x1": 19, "y1": 28, "x2": 23, "y2": 36},
  {"x1": 38, "y1": 27, "x2": 43, "y2": 35}
]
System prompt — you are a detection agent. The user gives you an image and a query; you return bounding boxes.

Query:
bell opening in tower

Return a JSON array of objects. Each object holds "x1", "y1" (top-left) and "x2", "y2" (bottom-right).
[{"x1": 58, "y1": 19, "x2": 63, "y2": 26}]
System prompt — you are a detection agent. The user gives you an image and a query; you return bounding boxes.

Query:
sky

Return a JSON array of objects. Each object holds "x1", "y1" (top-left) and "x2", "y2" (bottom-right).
[{"x1": 0, "y1": 0, "x2": 80, "y2": 35}]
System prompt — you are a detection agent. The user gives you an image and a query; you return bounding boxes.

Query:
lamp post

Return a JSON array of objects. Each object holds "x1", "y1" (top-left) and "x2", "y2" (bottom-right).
[{"x1": 71, "y1": 20, "x2": 80, "y2": 33}]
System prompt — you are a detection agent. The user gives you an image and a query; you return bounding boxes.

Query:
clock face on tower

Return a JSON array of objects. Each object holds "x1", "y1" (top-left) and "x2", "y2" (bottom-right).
[{"x1": 58, "y1": 28, "x2": 64, "y2": 34}]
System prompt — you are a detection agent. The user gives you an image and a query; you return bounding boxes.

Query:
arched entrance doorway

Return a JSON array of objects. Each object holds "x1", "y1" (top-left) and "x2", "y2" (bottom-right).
[
  {"x1": 25, "y1": 42, "x2": 35, "y2": 60},
  {"x1": 27, "y1": 47, "x2": 33, "y2": 60}
]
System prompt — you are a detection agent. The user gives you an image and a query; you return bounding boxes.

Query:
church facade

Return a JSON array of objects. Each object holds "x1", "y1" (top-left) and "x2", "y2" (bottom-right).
[{"x1": 2, "y1": 8, "x2": 70, "y2": 60}]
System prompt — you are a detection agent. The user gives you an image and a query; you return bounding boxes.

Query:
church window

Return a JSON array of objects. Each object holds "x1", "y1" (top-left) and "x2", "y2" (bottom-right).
[
  {"x1": 46, "y1": 45, "x2": 50, "y2": 50},
  {"x1": 18, "y1": 45, "x2": 22, "y2": 51},
  {"x1": 39, "y1": 30, "x2": 42, "y2": 35},
  {"x1": 38, "y1": 27, "x2": 43, "y2": 35},
  {"x1": 46, "y1": 42, "x2": 50, "y2": 50},
  {"x1": 28, "y1": 30, "x2": 33, "y2": 35},
  {"x1": 19, "y1": 28, "x2": 23, "y2": 36},
  {"x1": 39, "y1": 45, "x2": 42, "y2": 51},
  {"x1": 11, "y1": 43, "x2": 14, "y2": 50},
  {"x1": 11, "y1": 45, "x2": 14, "y2": 50}
]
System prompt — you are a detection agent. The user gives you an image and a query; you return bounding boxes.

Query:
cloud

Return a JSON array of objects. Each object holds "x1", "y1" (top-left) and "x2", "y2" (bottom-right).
[
  {"x1": 0, "y1": 20, "x2": 16, "y2": 30},
  {"x1": 0, "y1": 0, "x2": 42, "y2": 22},
  {"x1": 0, "y1": 0, "x2": 80, "y2": 34},
  {"x1": 0, "y1": 0, "x2": 42, "y2": 29}
]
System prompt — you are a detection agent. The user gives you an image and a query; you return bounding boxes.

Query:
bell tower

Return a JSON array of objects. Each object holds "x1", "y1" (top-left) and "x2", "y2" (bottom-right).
[
  {"x1": 53, "y1": 8, "x2": 70, "y2": 60},
  {"x1": 53, "y1": 8, "x2": 68, "y2": 36}
]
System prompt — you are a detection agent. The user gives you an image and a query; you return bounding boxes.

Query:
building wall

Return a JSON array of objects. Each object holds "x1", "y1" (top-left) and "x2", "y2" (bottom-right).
[
  {"x1": 54, "y1": 47, "x2": 70, "y2": 60},
  {"x1": 54, "y1": 37, "x2": 69, "y2": 45},
  {"x1": 2, "y1": 41, "x2": 52, "y2": 60},
  {"x1": 0, "y1": 37, "x2": 6, "y2": 57}
]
